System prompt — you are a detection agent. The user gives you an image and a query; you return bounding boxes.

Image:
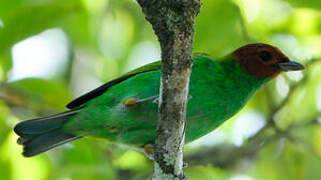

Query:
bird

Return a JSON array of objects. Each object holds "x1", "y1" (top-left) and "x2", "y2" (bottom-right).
[{"x1": 14, "y1": 43, "x2": 305, "y2": 157}]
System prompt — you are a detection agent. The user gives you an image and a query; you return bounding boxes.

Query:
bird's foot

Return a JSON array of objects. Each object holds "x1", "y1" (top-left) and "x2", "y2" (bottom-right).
[
  {"x1": 123, "y1": 95, "x2": 159, "y2": 108},
  {"x1": 123, "y1": 97, "x2": 138, "y2": 108},
  {"x1": 183, "y1": 162, "x2": 188, "y2": 168},
  {"x1": 143, "y1": 144, "x2": 155, "y2": 160}
]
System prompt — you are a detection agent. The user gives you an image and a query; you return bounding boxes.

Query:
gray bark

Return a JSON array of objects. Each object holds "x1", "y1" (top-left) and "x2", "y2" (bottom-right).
[{"x1": 136, "y1": 0, "x2": 201, "y2": 179}]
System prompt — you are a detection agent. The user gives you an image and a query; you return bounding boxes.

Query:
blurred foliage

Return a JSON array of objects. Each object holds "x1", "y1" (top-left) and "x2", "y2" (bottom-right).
[{"x1": 0, "y1": 0, "x2": 320, "y2": 179}]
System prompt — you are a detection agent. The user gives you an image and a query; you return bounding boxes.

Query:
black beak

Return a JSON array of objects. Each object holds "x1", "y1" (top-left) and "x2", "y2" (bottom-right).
[{"x1": 274, "y1": 60, "x2": 305, "y2": 71}]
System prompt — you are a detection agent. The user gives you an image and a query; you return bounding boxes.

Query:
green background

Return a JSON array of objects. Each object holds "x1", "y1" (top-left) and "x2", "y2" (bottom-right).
[{"x1": 0, "y1": 0, "x2": 320, "y2": 179}]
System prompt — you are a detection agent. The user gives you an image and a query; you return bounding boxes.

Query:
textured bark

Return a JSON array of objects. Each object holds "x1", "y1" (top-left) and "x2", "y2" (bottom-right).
[{"x1": 136, "y1": 0, "x2": 201, "y2": 179}]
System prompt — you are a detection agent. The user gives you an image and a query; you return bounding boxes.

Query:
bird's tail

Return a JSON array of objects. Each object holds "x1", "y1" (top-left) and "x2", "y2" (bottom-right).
[{"x1": 14, "y1": 109, "x2": 82, "y2": 157}]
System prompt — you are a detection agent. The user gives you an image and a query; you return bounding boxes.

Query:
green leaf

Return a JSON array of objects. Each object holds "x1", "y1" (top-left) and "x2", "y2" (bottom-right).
[
  {"x1": 284, "y1": 0, "x2": 321, "y2": 10},
  {"x1": 185, "y1": 165, "x2": 229, "y2": 180},
  {"x1": 8, "y1": 78, "x2": 71, "y2": 112},
  {"x1": 0, "y1": 1, "x2": 86, "y2": 77},
  {"x1": 194, "y1": 0, "x2": 246, "y2": 57}
]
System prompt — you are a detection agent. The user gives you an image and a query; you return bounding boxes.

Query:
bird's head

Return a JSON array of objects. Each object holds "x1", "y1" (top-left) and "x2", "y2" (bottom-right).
[{"x1": 232, "y1": 43, "x2": 305, "y2": 77}]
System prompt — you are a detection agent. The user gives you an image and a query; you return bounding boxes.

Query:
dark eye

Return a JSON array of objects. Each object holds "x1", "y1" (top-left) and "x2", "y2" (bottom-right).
[{"x1": 258, "y1": 51, "x2": 272, "y2": 62}]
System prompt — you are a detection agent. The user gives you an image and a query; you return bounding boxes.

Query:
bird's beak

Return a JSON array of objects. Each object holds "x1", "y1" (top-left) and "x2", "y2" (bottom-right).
[{"x1": 274, "y1": 60, "x2": 305, "y2": 71}]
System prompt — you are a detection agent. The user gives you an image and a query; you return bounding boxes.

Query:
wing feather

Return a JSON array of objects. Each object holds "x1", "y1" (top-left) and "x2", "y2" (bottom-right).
[{"x1": 66, "y1": 61, "x2": 161, "y2": 109}]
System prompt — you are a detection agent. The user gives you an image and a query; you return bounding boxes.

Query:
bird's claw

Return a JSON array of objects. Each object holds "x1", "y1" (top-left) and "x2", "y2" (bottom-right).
[
  {"x1": 143, "y1": 144, "x2": 155, "y2": 160},
  {"x1": 123, "y1": 95, "x2": 159, "y2": 108}
]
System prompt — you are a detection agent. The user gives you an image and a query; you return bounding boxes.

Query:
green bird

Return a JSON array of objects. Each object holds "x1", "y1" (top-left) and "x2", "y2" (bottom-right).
[{"x1": 14, "y1": 43, "x2": 304, "y2": 157}]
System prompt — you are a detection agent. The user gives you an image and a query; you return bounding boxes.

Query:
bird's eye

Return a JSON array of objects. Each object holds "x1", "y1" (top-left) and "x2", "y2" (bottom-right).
[{"x1": 258, "y1": 51, "x2": 272, "y2": 62}]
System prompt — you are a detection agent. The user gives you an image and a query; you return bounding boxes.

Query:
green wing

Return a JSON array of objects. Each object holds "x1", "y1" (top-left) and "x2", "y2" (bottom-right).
[
  {"x1": 66, "y1": 61, "x2": 161, "y2": 109},
  {"x1": 66, "y1": 54, "x2": 212, "y2": 109}
]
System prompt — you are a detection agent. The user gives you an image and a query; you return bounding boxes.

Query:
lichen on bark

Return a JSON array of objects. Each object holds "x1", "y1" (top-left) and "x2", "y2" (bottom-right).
[{"x1": 136, "y1": 0, "x2": 201, "y2": 179}]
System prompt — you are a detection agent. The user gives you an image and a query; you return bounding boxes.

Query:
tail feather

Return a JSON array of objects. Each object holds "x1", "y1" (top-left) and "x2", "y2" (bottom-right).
[
  {"x1": 14, "y1": 109, "x2": 82, "y2": 157},
  {"x1": 22, "y1": 129, "x2": 81, "y2": 157},
  {"x1": 14, "y1": 109, "x2": 80, "y2": 135}
]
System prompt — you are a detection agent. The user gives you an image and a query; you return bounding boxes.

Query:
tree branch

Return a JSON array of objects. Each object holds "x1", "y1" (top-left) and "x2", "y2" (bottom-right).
[{"x1": 136, "y1": 0, "x2": 201, "y2": 179}]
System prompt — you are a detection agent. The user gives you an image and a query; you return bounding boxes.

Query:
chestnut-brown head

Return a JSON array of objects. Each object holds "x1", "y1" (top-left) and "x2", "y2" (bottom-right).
[{"x1": 232, "y1": 43, "x2": 305, "y2": 77}]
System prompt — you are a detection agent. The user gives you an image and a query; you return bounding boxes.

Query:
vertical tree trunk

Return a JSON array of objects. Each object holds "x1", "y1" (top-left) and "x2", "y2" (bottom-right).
[{"x1": 137, "y1": 1, "x2": 201, "y2": 179}]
